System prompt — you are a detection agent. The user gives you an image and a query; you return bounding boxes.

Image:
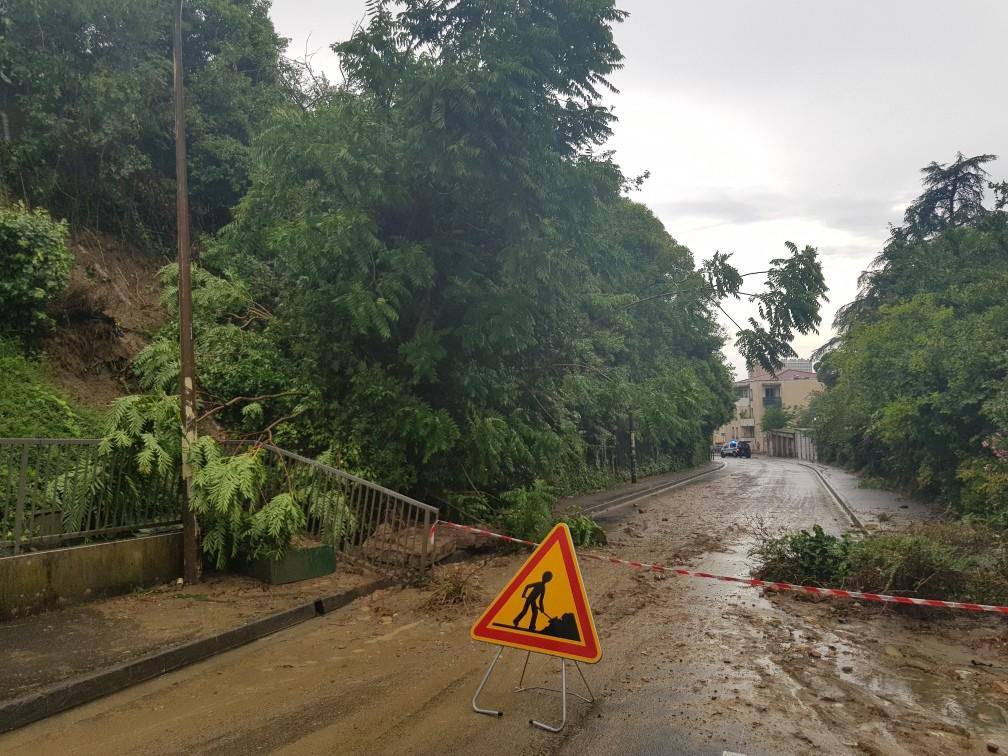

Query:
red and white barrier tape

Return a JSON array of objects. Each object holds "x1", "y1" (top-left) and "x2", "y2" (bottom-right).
[{"x1": 428, "y1": 519, "x2": 1008, "y2": 614}]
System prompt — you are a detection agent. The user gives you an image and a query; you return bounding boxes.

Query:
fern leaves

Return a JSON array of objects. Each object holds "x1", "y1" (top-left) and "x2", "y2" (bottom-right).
[{"x1": 248, "y1": 493, "x2": 307, "y2": 560}]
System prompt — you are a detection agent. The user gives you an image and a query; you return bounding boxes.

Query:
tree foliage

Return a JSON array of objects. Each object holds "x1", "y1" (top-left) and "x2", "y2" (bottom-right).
[
  {"x1": 761, "y1": 405, "x2": 794, "y2": 433},
  {"x1": 703, "y1": 243, "x2": 827, "y2": 375},
  {"x1": 97, "y1": 394, "x2": 345, "y2": 568},
  {"x1": 0, "y1": 0, "x2": 291, "y2": 236},
  {"x1": 0, "y1": 339, "x2": 100, "y2": 437},
  {"x1": 0, "y1": 1, "x2": 826, "y2": 542},
  {"x1": 811, "y1": 155, "x2": 1008, "y2": 517},
  {"x1": 832, "y1": 152, "x2": 1000, "y2": 337},
  {"x1": 0, "y1": 203, "x2": 71, "y2": 333},
  {"x1": 902, "y1": 152, "x2": 996, "y2": 240},
  {"x1": 126, "y1": 0, "x2": 826, "y2": 520}
]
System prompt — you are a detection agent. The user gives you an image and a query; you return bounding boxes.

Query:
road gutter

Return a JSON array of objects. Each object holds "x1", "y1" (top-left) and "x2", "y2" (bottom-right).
[
  {"x1": 582, "y1": 462, "x2": 727, "y2": 515},
  {"x1": 0, "y1": 577, "x2": 393, "y2": 735},
  {"x1": 796, "y1": 462, "x2": 867, "y2": 534}
]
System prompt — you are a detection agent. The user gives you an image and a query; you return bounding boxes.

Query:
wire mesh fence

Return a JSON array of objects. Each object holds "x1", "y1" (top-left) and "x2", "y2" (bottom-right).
[{"x1": 0, "y1": 438, "x2": 180, "y2": 556}]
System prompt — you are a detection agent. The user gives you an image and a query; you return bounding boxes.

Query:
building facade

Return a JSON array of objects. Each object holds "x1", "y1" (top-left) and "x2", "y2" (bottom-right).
[{"x1": 712, "y1": 359, "x2": 824, "y2": 453}]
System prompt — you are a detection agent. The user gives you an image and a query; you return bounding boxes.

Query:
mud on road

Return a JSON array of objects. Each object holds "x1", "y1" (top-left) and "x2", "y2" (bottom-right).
[{"x1": 3, "y1": 457, "x2": 1007, "y2": 755}]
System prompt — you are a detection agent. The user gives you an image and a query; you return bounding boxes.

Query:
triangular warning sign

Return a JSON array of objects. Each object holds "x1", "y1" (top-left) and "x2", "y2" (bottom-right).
[{"x1": 471, "y1": 523, "x2": 601, "y2": 663}]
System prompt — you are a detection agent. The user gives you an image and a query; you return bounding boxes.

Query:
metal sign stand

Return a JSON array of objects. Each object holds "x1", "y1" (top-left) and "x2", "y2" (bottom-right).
[{"x1": 472, "y1": 648, "x2": 595, "y2": 733}]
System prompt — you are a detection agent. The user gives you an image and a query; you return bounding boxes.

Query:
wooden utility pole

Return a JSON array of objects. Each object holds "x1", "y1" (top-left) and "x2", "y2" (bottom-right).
[{"x1": 173, "y1": 0, "x2": 200, "y2": 583}]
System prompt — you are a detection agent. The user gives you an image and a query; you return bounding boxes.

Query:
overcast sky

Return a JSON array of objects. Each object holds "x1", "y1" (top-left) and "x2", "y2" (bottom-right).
[{"x1": 269, "y1": 0, "x2": 1008, "y2": 378}]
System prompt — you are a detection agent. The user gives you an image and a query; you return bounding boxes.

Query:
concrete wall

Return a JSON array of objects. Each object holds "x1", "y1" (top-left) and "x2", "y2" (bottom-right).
[
  {"x1": 765, "y1": 429, "x2": 818, "y2": 462},
  {"x1": 0, "y1": 532, "x2": 182, "y2": 619}
]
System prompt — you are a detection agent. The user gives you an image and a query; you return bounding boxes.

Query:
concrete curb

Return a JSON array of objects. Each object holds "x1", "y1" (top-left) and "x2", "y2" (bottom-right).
[
  {"x1": 583, "y1": 462, "x2": 727, "y2": 515},
  {"x1": 0, "y1": 577, "x2": 394, "y2": 735},
  {"x1": 797, "y1": 462, "x2": 867, "y2": 534}
]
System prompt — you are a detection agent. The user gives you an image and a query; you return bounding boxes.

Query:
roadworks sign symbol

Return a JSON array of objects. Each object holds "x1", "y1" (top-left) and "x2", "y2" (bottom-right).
[{"x1": 470, "y1": 522, "x2": 602, "y2": 663}]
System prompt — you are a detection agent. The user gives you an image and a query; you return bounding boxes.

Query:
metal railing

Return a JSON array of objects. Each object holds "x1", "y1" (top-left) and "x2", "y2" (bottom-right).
[
  {"x1": 2, "y1": 438, "x2": 438, "y2": 577},
  {"x1": 1, "y1": 438, "x2": 180, "y2": 556},
  {"x1": 226, "y1": 442, "x2": 437, "y2": 577}
]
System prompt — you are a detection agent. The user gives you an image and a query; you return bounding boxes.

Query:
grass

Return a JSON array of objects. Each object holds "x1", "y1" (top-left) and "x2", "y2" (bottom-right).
[
  {"x1": 750, "y1": 519, "x2": 1008, "y2": 607},
  {"x1": 0, "y1": 339, "x2": 102, "y2": 438}
]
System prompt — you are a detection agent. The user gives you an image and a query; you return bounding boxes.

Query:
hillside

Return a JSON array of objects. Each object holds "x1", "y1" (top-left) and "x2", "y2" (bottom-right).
[
  {"x1": 41, "y1": 230, "x2": 167, "y2": 409},
  {"x1": 0, "y1": 228, "x2": 167, "y2": 439}
]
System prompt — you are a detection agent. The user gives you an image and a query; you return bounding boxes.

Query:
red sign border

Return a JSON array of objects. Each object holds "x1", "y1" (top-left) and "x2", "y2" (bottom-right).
[{"x1": 470, "y1": 523, "x2": 601, "y2": 663}]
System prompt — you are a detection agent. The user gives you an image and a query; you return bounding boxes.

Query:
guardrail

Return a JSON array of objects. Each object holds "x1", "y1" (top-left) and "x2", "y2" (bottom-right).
[
  {"x1": 2, "y1": 438, "x2": 438, "y2": 577},
  {"x1": 225, "y1": 442, "x2": 437, "y2": 576},
  {"x1": 0, "y1": 438, "x2": 180, "y2": 556}
]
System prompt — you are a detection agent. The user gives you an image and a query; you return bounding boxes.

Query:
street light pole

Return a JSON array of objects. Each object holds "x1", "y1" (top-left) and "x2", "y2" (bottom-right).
[
  {"x1": 628, "y1": 410, "x2": 637, "y2": 484},
  {"x1": 173, "y1": 0, "x2": 200, "y2": 583}
]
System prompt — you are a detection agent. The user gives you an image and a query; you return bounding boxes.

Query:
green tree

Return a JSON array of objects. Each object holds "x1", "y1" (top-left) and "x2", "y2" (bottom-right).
[
  {"x1": 0, "y1": 0, "x2": 290, "y2": 236},
  {"x1": 902, "y1": 152, "x2": 996, "y2": 239},
  {"x1": 142, "y1": 0, "x2": 823, "y2": 512},
  {"x1": 832, "y1": 152, "x2": 1002, "y2": 337},
  {"x1": 761, "y1": 405, "x2": 794, "y2": 432},
  {"x1": 810, "y1": 158, "x2": 1008, "y2": 512}
]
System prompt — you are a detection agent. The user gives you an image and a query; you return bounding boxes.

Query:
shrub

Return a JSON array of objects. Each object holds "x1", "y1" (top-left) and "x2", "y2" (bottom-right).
[
  {"x1": 561, "y1": 510, "x2": 608, "y2": 547},
  {"x1": 499, "y1": 480, "x2": 606, "y2": 547},
  {"x1": 499, "y1": 479, "x2": 555, "y2": 542},
  {"x1": 0, "y1": 204, "x2": 72, "y2": 333},
  {"x1": 749, "y1": 524, "x2": 850, "y2": 586},
  {"x1": 843, "y1": 530, "x2": 965, "y2": 598},
  {"x1": 751, "y1": 521, "x2": 1008, "y2": 606},
  {"x1": 957, "y1": 451, "x2": 1008, "y2": 525}
]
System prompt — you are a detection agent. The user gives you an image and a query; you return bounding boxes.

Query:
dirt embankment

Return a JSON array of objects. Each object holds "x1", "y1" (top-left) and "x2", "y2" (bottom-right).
[{"x1": 42, "y1": 229, "x2": 167, "y2": 408}]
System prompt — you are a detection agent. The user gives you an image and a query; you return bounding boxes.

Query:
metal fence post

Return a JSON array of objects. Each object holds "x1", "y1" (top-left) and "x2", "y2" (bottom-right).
[
  {"x1": 13, "y1": 443, "x2": 29, "y2": 555},
  {"x1": 422, "y1": 509, "x2": 431, "y2": 574}
]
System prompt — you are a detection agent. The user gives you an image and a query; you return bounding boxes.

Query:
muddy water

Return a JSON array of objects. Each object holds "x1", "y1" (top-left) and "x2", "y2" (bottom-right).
[{"x1": 3, "y1": 457, "x2": 1007, "y2": 755}]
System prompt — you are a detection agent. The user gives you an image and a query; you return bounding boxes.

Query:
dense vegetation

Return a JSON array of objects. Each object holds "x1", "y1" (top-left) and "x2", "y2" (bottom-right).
[
  {"x1": 751, "y1": 521, "x2": 1008, "y2": 606},
  {"x1": 0, "y1": 203, "x2": 72, "y2": 334},
  {"x1": 760, "y1": 405, "x2": 794, "y2": 433},
  {"x1": 752, "y1": 155, "x2": 1008, "y2": 605},
  {"x1": 131, "y1": 1, "x2": 825, "y2": 517},
  {"x1": 810, "y1": 153, "x2": 1008, "y2": 522},
  {"x1": 0, "y1": 0, "x2": 293, "y2": 236},
  {"x1": 0, "y1": 340, "x2": 100, "y2": 438},
  {"x1": 1, "y1": 1, "x2": 826, "y2": 557},
  {"x1": 0, "y1": 203, "x2": 94, "y2": 438}
]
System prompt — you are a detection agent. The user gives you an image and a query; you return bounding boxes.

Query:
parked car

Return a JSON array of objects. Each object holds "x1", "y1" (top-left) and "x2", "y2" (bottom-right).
[{"x1": 720, "y1": 441, "x2": 752, "y2": 458}]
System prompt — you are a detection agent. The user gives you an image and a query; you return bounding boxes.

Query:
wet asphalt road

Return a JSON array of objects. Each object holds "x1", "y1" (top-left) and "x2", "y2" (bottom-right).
[{"x1": 556, "y1": 456, "x2": 852, "y2": 756}]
